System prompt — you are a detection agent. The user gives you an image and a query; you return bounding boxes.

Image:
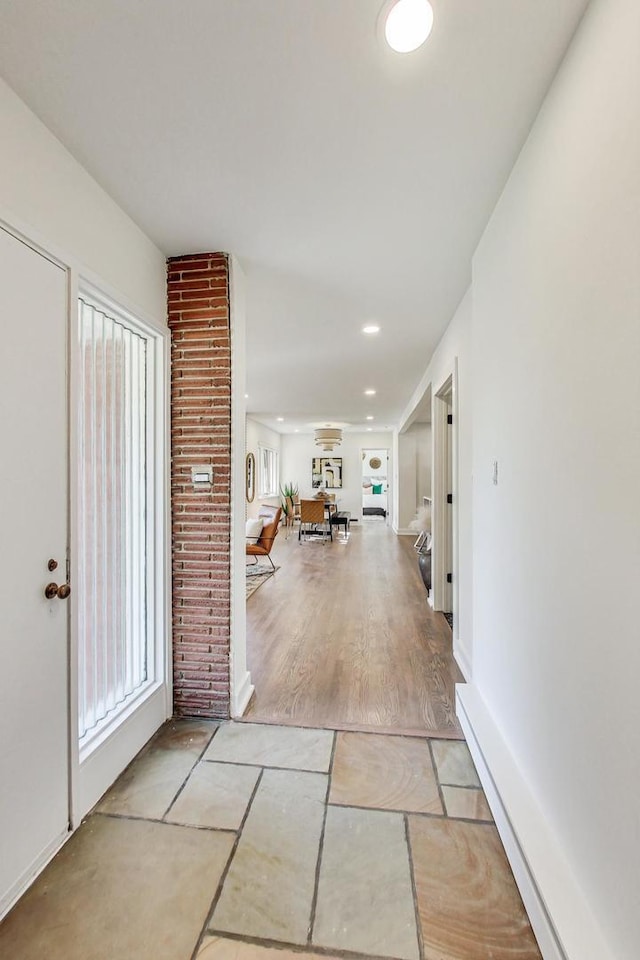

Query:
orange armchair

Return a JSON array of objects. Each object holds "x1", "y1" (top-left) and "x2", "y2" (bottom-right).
[{"x1": 246, "y1": 505, "x2": 282, "y2": 571}]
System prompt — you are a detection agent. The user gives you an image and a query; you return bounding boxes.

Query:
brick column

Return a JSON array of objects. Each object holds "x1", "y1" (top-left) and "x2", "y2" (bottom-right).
[{"x1": 167, "y1": 253, "x2": 232, "y2": 718}]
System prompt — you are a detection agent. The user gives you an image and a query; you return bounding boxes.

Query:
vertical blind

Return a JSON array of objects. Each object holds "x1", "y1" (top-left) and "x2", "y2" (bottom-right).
[{"x1": 77, "y1": 298, "x2": 149, "y2": 742}]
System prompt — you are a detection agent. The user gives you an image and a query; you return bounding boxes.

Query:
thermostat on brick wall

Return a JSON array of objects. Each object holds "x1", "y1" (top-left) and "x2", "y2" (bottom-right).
[{"x1": 192, "y1": 465, "x2": 213, "y2": 486}]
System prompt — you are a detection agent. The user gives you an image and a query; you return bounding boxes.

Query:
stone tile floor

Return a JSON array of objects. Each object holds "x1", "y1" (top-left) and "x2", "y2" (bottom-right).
[{"x1": 0, "y1": 719, "x2": 542, "y2": 960}]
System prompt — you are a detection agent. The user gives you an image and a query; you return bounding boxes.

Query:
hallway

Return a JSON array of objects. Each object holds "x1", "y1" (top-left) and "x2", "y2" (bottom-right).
[
  {"x1": 245, "y1": 521, "x2": 462, "y2": 738},
  {"x1": 0, "y1": 524, "x2": 541, "y2": 958},
  {"x1": 0, "y1": 718, "x2": 540, "y2": 960}
]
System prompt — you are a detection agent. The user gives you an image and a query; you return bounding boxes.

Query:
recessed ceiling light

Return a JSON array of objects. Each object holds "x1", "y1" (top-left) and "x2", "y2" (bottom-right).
[
  {"x1": 294, "y1": 429, "x2": 299, "y2": 433},
  {"x1": 383, "y1": 0, "x2": 434, "y2": 54},
  {"x1": 276, "y1": 417, "x2": 284, "y2": 422},
  {"x1": 244, "y1": 393, "x2": 249, "y2": 399},
  {"x1": 366, "y1": 416, "x2": 374, "y2": 421},
  {"x1": 367, "y1": 427, "x2": 373, "y2": 432},
  {"x1": 362, "y1": 324, "x2": 380, "y2": 335},
  {"x1": 364, "y1": 389, "x2": 376, "y2": 396}
]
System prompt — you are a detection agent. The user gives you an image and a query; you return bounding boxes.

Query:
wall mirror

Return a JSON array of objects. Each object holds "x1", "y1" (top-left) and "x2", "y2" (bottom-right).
[{"x1": 246, "y1": 452, "x2": 255, "y2": 502}]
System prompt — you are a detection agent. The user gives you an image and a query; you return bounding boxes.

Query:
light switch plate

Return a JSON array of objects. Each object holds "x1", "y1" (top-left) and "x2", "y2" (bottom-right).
[{"x1": 192, "y1": 464, "x2": 213, "y2": 486}]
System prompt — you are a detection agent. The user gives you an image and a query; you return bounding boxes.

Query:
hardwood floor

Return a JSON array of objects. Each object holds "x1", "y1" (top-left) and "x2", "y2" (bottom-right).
[{"x1": 244, "y1": 520, "x2": 463, "y2": 738}]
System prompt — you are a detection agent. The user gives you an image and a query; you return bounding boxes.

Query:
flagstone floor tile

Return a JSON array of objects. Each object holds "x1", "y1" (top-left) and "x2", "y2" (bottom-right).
[
  {"x1": 312, "y1": 805, "x2": 420, "y2": 960},
  {"x1": 0, "y1": 816, "x2": 233, "y2": 960},
  {"x1": 3, "y1": 717, "x2": 543, "y2": 960},
  {"x1": 431, "y1": 739, "x2": 480, "y2": 787},
  {"x1": 211, "y1": 768, "x2": 327, "y2": 944},
  {"x1": 152, "y1": 718, "x2": 219, "y2": 755},
  {"x1": 97, "y1": 749, "x2": 192, "y2": 820},
  {"x1": 329, "y1": 731, "x2": 443, "y2": 814},
  {"x1": 165, "y1": 761, "x2": 260, "y2": 830},
  {"x1": 442, "y1": 785, "x2": 493, "y2": 821},
  {"x1": 197, "y1": 936, "x2": 342, "y2": 960},
  {"x1": 408, "y1": 817, "x2": 541, "y2": 960},
  {"x1": 202, "y1": 721, "x2": 333, "y2": 772},
  {"x1": 96, "y1": 719, "x2": 217, "y2": 820}
]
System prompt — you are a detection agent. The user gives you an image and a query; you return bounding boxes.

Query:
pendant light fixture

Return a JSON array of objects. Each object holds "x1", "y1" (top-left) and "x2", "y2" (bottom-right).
[{"x1": 314, "y1": 427, "x2": 343, "y2": 451}]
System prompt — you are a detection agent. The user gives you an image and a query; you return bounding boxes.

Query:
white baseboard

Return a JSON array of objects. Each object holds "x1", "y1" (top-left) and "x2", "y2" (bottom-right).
[
  {"x1": 456, "y1": 684, "x2": 612, "y2": 960},
  {"x1": 231, "y1": 670, "x2": 254, "y2": 718},
  {"x1": 393, "y1": 526, "x2": 417, "y2": 536},
  {"x1": 0, "y1": 827, "x2": 69, "y2": 921},
  {"x1": 453, "y1": 639, "x2": 471, "y2": 681}
]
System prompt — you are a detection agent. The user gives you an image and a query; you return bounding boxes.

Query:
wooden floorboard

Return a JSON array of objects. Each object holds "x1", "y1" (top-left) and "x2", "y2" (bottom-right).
[{"x1": 244, "y1": 520, "x2": 464, "y2": 738}]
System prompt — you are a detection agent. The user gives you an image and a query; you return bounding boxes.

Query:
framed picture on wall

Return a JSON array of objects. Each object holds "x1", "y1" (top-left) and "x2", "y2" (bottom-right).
[{"x1": 312, "y1": 457, "x2": 343, "y2": 488}]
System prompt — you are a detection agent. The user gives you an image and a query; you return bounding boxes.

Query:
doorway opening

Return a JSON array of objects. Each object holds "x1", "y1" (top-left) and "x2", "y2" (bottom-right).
[
  {"x1": 240, "y1": 424, "x2": 462, "y2": 738},
  {"x1": 361, "y1": 448, "x2": 389, "y2": 521}
]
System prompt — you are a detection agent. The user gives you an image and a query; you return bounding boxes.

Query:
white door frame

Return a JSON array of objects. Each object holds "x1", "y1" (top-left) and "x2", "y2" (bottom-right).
[
  {"x1": 432, "y1": 362, "x2": 459, "y2": 629},
  {"x1": 229, "y1": 257, "x2": 253, "y2": 717},
  {"x1": 70, "y1": 279, "x2": 171, "y2": 823}
]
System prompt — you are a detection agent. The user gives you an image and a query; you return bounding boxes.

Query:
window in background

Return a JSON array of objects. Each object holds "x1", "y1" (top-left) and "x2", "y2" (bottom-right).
[{"x1": 258, "y1": 443, "x2": 279, "y2": 497}]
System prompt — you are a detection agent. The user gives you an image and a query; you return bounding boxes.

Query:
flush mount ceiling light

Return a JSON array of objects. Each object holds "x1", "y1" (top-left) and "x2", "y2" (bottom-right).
[
  {"x1": 364, "y1": 388, "x2": 376, "y2": 396},
  {"x1": 362, "y1": 324, "x2": 381, "y2": 335},
  {"x1": 314, "y1": 427, "x2": 343, "y2": 451},
  {"x1": 366, "y1": 416, "x2": 374, "y2": 421},
  {"x1": 382, "y1": 0, "x2": 434, "y2": 54}
]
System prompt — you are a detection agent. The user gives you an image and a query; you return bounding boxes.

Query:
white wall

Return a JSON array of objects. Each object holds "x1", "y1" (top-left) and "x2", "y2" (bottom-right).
[
  {"x1": 245, "y1": 418, "x2": 282, "y2": 519},
  {"x1": 395, "y1": 423, "x2": 431, "y2": 532},
  {"x1": 0, "y1": 79, "x2": 166, "y2": 321},
  {"x1": 281, "y1": 431, "x2": 393, "y2": 520},
  {"x1": 414, "y1": 424, "x2": 431, "y2": 502},
  {"x1": 395, "y1": 430, "x2": 420, "y2": 532},
  {"x1": 362, "y1": 449, "x2": 388, "y2": 483},
  {"x1": 466, "y1": 0, "x2": 640, "y2": 956},
  {"x1": 399, "y1": 289, "x2": 473, "y2": 676}
]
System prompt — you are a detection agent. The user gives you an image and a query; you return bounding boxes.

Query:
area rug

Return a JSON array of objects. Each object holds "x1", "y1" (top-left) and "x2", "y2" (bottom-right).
[{"x1": 246, "y1": 564, "x2": 280, "y2": 600}]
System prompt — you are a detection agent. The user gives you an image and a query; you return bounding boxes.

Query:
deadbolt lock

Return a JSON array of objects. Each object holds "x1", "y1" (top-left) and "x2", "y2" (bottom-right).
[
  {"x1": 44, "y1": 582, "x2": 71, "y2": 600},
  {"x1": 48, "y1": 558, "x2": 58, "y2": 572}
]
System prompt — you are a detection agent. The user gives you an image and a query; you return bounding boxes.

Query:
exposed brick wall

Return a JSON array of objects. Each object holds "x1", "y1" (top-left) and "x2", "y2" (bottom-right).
[{"x1": 167, "y1": 253, "x2": 231, "y2": 718}]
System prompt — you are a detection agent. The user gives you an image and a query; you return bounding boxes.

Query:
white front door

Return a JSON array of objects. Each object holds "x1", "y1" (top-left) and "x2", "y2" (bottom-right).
[{"x1": 0, "y1": 226, "x2": 69, "y2": 915}]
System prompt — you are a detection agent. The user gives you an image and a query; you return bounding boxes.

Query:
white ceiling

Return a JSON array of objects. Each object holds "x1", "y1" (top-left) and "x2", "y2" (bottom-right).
[{"x1": 0, "y1": 0, "x2": 588, "y2": 433}]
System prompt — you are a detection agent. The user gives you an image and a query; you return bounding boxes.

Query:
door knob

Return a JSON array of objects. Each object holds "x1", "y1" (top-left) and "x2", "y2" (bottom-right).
[{"x1": 44, "y1": 582, "x2": 71, "y2": 600}]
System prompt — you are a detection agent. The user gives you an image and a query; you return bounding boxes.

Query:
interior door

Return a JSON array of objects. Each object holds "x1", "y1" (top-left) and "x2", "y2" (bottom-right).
[{"x1": 0, "y1": 226, "x2": 69, "y2": 916}]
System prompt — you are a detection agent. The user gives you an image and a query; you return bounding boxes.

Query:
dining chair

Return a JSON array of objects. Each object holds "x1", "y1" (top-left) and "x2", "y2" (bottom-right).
[{"x1": 298, "y1": 499, "x2": 332, "y2": 542}]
